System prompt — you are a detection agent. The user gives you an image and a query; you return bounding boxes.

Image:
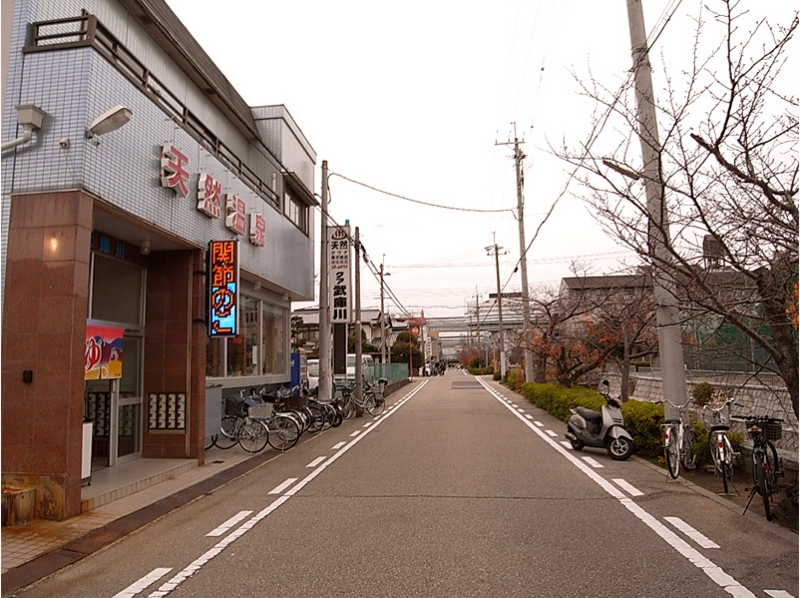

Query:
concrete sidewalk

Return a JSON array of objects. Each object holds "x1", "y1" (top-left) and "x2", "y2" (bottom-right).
[{"x1": 1, "y1": 445, "x2": 273, "y2": 595}]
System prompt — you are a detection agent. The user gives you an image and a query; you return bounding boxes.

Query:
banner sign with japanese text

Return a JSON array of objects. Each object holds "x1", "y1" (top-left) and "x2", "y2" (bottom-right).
[
  {"x1": 208, "y1": 239, "x2": 239, "y2": 337},
  {"x1": 329, "y1": 225, "x2": 351, "y2": 323},
  {"x1": 85, "y1": 322, "x2": 124, "y2": 380}
]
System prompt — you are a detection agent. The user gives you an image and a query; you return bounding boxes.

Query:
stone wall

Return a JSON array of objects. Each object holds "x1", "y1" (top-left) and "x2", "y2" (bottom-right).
[{"x1": 605, "y1": 370, "x2": 798, "y2": 468}]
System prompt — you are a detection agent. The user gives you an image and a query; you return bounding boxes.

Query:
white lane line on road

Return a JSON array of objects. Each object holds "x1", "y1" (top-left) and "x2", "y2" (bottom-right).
[
  {"x1": 517, "y1": 408, "x2": 525, "y2": 413},
  {"x1": 363, "y1": 422, "x2": 372, "y2": 427},
  {"x1": 545, "y1": 430, "x2": 558, "y2": 437},
  {"x1": 112, "y1": 568, "x2": 173, "y2": 598},
  {"x1": 142, "y1": 380, "x2": 429, "y2": 598},
  {"x1": 474, "y1": 377, "x2": 759, "y2": 598},
  {"x1": 611, "y1": 478, "x2": 644, "y2": 497},
  {"x1": 525, "y1": 415, "x2": 533, "y2": 420},
  {"x1": 205, "y1": 511, "x2": 253, "y2": 537},
  {"x1": 331, "y1": 441, "x2": 347, "y2": 450},
  {"x1": 349, "y1": 430, "x2": 361, "y2": 437},
  {"x1": 534, "y1": 421, "x2": 544, "y2": 427},
  {"x1": 306, "y1": 456, "x2": 327, "y2": 468},
  {"x1": 664, "y1": 517, "x2": 719, "y2": 549},
  {"x1": 560, "y1": 441, "x2": 573, "y2": 450},
  {"x1": 765, "y1": 591, "x2": 796, "y2": 598},
  {"x1": 268, "y1": 478, "x2": 298, "y2": 495},
  {"x1": 581, "y1": 457, "x2": 604, "y2": 468}
]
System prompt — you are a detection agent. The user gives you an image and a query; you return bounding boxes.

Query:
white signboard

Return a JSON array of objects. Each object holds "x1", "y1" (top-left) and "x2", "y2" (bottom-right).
[{"x1": 329, "y1": 225, "x2": 351, "y2": 323}]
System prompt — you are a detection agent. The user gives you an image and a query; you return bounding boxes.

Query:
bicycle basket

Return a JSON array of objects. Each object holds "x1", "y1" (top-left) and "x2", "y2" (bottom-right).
[
  {"x1": 765, "y1": 420, "x2": 782, "y2": 441},
  {"x1": 248, "y1": 402, "x2": 273, "y2": 420},
  {"x1": 225, "y1": 396, "x2": 245, "y2": 416},
  {"x1": 701, "y1": 404, "x2": 729, "y2": 428}
]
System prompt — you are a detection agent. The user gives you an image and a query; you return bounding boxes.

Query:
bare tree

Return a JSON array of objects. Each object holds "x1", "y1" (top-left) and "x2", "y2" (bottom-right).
[{"x1": 558, "y1": 1, "x2": 799, "y2": 417}]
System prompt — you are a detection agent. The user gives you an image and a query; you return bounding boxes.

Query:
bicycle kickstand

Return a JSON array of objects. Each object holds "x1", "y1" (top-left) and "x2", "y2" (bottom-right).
[{"x1": 742, "y1": 486, "x2": 758, "y2": 516}]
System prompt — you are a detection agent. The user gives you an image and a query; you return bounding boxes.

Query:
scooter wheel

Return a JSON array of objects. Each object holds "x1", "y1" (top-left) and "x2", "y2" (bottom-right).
[
  {"x1": 567, "y1": 431, "x2": 584, "y2": 451},
  {"x1": 606, "y1": 436, "x2": 633, "y2": 461}
]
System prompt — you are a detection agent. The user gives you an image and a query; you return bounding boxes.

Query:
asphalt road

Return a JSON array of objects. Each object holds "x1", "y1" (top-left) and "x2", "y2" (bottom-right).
[{"x1": 11, "y1": 373, "x2": 798, "y2": 598}]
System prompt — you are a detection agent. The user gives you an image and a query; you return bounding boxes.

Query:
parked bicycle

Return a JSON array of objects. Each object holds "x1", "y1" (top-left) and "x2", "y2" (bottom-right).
[
  {"x1": 337, "y1": 378, "x2": 386, "y2": 418},
  {"x1": 735, "y1": 415, "x2": 783, "y2": 521},
  {"x1": 701, "y1": 399, "x2": 740, "y2": 494},
  {"x1": 215, "y1": 390, "x2": 301, "y2": 453},
  {"x1": 656, "y1": 398, "x2": 696, "y2": 479}
]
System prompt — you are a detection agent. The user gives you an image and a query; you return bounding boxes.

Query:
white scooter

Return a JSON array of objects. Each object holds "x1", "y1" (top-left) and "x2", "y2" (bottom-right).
[{"x1": 564, "y1": 381, "x2": 633, "y2": 460}]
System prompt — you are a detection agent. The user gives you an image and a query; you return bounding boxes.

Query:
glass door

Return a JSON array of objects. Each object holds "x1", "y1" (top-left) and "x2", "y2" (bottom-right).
[{"x1": 116, "y1": 334, "x2": 143, "y2": 463}]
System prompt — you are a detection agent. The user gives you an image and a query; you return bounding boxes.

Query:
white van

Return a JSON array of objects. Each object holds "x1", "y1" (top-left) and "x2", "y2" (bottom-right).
[
  {"x1": 307, "y1": 358, "x2": 319, "y2": 391},
  {"x1": 346, "y1": 354, "x2": 374, "y2": 378}
]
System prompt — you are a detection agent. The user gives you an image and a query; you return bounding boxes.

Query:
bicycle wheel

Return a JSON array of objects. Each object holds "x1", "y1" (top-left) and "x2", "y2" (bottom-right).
[
  {"x1": 752, "y1": 451, "x2": 772, "y2": 521},
  {"x1": 664, "y1": 427, "x2": 680, "y2": 479},
  {"x1": 366, "y1": 393, "x2": 386, "y2": 416},
  {"x1": 216, "y1": 416, "x2": 240, "y2": 450},
  {"x1": 306, "y1": 405, "x2": 325, "y2": 433},
  {"x1": 681, "y1": 426, "x2": 696, "y2": 470},
  {"x1": 341, "y1": 398, "x2": 356, "y2": 420},
  {"x1": 238, "y1": 420, "x2": 269, "y2": 453},
  {"x1": 268, "y1": 415, "x2": 300, "y2": 451},
  {"x1": 318, "y1": 403, "x2": 336, "y2": 430}
]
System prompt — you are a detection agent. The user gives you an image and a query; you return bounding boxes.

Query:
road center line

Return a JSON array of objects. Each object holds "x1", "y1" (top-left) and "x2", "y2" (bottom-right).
[
  {"x1": 306, "y1": 456, "x2": 327, "y2": 468},
  {"x1": 475, "y1": 377, "x2": 759, "y2": 598},
  {"x1": 268, "y1": 478, "x2": 298, "y2": 495}
]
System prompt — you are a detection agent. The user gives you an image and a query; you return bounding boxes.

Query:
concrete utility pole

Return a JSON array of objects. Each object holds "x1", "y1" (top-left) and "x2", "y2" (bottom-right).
[
  {"x1": 380, "y1": 259, "x2": 387, "y2": 366},
  {"x1": 319, "y1": 160, "x2": 331, "y2": 402},
  {"x1": 355, "y1": 226, "x2": 362, "y2": 403},
  {"x1": 497, "y1": 127, "x2": 533, "y2": 382},
  {"x1": 487, "y1": 236, "x2": 507, "y2": 377},
  {"x1": 625, "y1": 0, "x2": 687, "y2": 418}
]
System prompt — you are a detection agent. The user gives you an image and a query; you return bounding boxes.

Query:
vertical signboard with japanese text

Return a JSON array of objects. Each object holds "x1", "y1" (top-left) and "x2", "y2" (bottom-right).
[
  {"x1": 208, "y1": 240, "x2": 239, "y2": 337},
  {"x1": 329, "y1": 225, "x2": 351, "y2": 323}
]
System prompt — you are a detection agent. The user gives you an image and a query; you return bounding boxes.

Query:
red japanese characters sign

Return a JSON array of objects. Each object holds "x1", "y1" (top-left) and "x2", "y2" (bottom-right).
[
  {"x1": 249, "y1": 212, "x2": 266, "y2": 246},
  {"x1": 160, "y1": 144, "x2": 190, "y2": 197},
  {"x1": 208, "y1": 240, "x2": 239, "y2": 337},
  {"x1": 225, "y1": 194, "x2": 247, "y2": 235},
  {"x1": 197, "y1": 173, "x2": 222, "y2": 218}
]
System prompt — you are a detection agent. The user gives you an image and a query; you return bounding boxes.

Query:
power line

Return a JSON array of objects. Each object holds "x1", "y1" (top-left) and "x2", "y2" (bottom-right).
[{"x1": 328, "y1": 171, "x2": 515, "y2": 214}]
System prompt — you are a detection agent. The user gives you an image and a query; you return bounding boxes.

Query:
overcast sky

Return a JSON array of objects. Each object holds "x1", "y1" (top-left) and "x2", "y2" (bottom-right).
[{"x1": 164, "y1": 0, "x2": 796, "y2": 318}]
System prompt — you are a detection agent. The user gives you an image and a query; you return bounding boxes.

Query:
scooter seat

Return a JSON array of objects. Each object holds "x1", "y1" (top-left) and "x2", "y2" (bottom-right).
[{"x1": 576, "y1": 406, "x2": 602, "y2": 421}]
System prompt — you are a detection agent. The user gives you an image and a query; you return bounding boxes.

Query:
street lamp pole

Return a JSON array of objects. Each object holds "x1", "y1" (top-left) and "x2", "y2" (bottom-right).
[{"x1": 319, "y1": 160, "x2": 331, "y2": 402}]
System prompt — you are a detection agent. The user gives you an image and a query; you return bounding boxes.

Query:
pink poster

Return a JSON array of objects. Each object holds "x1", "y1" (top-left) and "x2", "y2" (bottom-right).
[{"x1": 85, "y1": 323, "x2": 124, "y2": 380}]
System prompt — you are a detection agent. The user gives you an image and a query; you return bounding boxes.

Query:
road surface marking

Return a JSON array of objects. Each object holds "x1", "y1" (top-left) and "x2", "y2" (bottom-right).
[
  {"x1": 525, "y1": 414, "x2": 533, "y2": 420},
  {"x1": 545, "y1": 430, "x2": 558, "y2": 437},
  {"x1": 331, "y1": 441, "x2": 347, "y2": 450},
  {"x1": 142, "y1": 381, "x2": 429, "y2": 598},
  {"x1": 765, "y1": 591, "x2": 796, "y2": 598},
  {"x1": 350, "y1": 430, "x2": 361, "y2": 437},
  {"x1": 363, "y1": 422, "x2": 372, "y2": 427},
  {"x1": 306, "y1": 456, "x2": 326, "y2": 468},
  {"x1": 112, "y1": 568, "x2": 173, "y2": 598},
  {"x1": 205, "y1": 511, "x2": 253, "y2": 537},
  {"x1": 517, "y1": 408, "x2": 525, "y2": 413},
  {"x1": 268, "y1": 478, "x2": 298, "y2": 495},
  {"x1": 475, "y1": 377, "x2": 759, "y2": 598},
  {"x1": 612, "y1": 479, "x2": 644, "y2": 497},
  {"x1": 534, "y1": 421, "x2": 544, "y2": 427},
  {"x1": 664, "y1": 517, "x2": 719, "y2": 549},
  {"x1": 560, "y1": 441, "x2": 573, "y2": 449},
  {"x1": 582, "y1": 457, "x2": 604, "y2": 468}
]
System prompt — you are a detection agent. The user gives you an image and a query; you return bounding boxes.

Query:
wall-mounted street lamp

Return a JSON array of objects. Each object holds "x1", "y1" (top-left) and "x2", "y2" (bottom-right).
[{"x1": 85, "y1": 105, "x2": 132, "y2": 140}]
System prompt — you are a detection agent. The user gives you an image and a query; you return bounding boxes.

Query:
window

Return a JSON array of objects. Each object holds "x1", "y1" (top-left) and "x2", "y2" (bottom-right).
[
  {"x1": 90, "y1": 254, "x2": 144, "y2": 325},
  {"x1": 205, "y1": 295, "x2": 288, "y2": 379},
  {"x1": 284, "y1": 190, "x2": 308, "y2": 234}
]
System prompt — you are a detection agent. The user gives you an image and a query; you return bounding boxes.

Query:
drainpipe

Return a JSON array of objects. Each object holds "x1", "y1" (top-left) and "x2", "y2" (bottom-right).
[{"x1": 1, "y1": 105, "x2": 46, "y2": 153}]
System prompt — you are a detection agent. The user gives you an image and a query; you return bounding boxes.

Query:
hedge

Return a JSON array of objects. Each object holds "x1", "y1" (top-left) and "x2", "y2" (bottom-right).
[{"x1": 512, "y1": 381, "x2": 743, "y2": 462}]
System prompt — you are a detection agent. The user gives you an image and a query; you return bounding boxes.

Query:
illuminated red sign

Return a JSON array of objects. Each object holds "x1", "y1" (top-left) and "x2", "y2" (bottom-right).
[{"x1": 208, "y1": 240, "x2": 239, "y2": 337}]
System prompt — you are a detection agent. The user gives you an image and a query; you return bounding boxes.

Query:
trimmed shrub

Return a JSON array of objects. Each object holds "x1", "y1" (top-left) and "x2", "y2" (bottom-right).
[
  {"x1": 691, "y1": 382, "x2": 715, "y2": 406},
  {"x1": 620, "y1": 400, "x2": 664, "y2": 459}
]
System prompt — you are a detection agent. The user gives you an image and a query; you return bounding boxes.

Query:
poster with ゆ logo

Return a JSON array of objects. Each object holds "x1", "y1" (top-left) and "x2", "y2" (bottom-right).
[{"x1": 84, "y1": 322, "x2": 124, "y2": 380}]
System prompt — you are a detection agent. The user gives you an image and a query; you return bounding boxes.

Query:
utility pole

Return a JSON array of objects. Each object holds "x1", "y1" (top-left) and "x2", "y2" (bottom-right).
[
  {"x1": 354, "y1": 226, "x2": 362, "y2": 404},
  {"x1": 497, "y1": 125, "x2": 533, "y2": 383},
  {"x1": 319, "y1": 160, "x2": 331, "y2": 402},
  {"x1": 625, "y1": 0, "x2": 687, "y2": 418},
  {"x1": 487, "y1": 235, "x2": 507, "y2": 377},
  {"x1": 475, "y1": 286, "x2": 481, "y2": 360},
  {"x1": 380, "y1": 258, "x2": 387, "y2": 366}
]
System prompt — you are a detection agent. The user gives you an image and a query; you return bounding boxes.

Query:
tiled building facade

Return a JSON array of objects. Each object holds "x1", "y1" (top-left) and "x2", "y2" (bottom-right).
[{"x1": 2, "y1": 0, "x2": 317, "y2": 520}]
